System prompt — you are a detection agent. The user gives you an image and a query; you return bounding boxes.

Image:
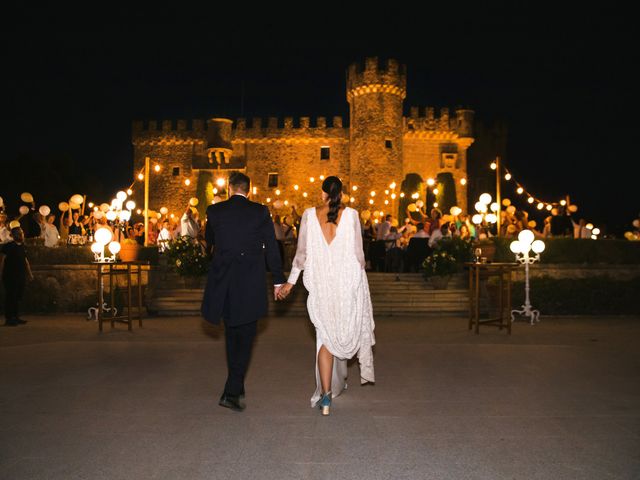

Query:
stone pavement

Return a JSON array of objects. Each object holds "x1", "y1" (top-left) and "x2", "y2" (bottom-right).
[{"x1": 1, "y1": 314, "x2": 639, "y2": 480}]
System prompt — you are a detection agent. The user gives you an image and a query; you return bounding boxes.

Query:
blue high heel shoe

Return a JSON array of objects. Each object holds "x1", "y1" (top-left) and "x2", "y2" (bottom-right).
[{"x1": 318, "y1": 392, "x2": 332, "y2": 416}]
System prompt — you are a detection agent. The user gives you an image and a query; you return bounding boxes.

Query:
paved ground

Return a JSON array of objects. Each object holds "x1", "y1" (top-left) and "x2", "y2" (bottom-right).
[{"x1": 1, "y1": 313, "x2": 639, "y2": 480}]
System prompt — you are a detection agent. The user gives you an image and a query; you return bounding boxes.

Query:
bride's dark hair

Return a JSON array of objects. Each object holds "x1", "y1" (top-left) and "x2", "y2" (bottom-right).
[{"x1": 322, "y1": 176, "x2": 343, "y2": 224}]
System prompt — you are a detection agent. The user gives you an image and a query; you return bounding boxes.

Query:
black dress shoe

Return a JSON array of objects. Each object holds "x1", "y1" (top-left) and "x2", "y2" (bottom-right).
[{"x1": 219, "y1": 393, "x2": 245, "y2": 412}]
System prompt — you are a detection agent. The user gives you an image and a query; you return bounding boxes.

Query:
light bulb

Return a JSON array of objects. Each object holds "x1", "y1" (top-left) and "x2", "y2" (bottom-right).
[
  {"x1": 490, "y1": 162, "x2": 497, "y2": 170},
  {"x1": 369, "y1": 199, "x2": 374, "y2": 205},
  {"x1": 509, "y1": 241, "x2": 522, "y2": 254},
  {"x1": 116, "y1": 191, "x2": 127, "y2": 202},
  {"x1": 560, "y1": 200, "x2": 567, "y2": 206},
  {"x1": 586, "y1": 223, "x2": 594, "y2": 230},
  {"x1": 160, "y1": 207, "x2": 168, "y2": 215},
  {"x1": 527, "y1": 197, "x2": 534, "y2": 204},
  {"x1": 537, "y1": 203, "x2": 544, "y2": 210},
  {"x1": 592, "y1": 227, "x2": 600, "y2": 235},
  {"x1": 517, "y1": 187, "x2": 524, "y2": 194},
  {"x1": 460, "y1": 178, "x2": 467, "y2": 185},
  {"x1": 275, "y1": 189, "x2": 281, "y2": 195},
  {"x1": 504, "y1": 173, "x2": 512, "y2": 180},
  {"x1": 309, "y1": 177, "x2": 315, "y2": 183},
  {"x1": 352, "y1": 185, "x2": 358, "y2": 191},
  {"x1": 479, "y1": 193, "x2": 492, "y2": 205},
  {"x1": 216, "y1": 178, "x2": 226, "y2": 187},
  {"x1": 518, "y1": 229, "x2": 535, "y2": 246},
  {"x1": 253, "y1": 187, "x2": 257, "y2": 195},
  {"x1": 154, "y1": 164, "x2": 161, "y2": 172},
  {"x1": 433, "y1": 202, "x2": 438, "y2": 208},
  {"x1": 138, "y1": 173, "x2": 144, "y2": 180},
  {"x1": 127, "y1": 189, "x2": 133, "y2": 195},
  {"x1": 391, "y1": 193, "x2": 397, "y2": 199},
  {"x1": 433, "y1": 188, "x2": 439, "y2": 195},
  {"x1": 294, "y1": 185, "x2": 299, "y2": 190},
  {"x1": 350, "y1": 197, "x2": 355, "y2": 203},
  {"x1": 546, "y1": 204, "x2": 552, "y2": 211},
  {"x1": 384, "y1": 190, "x2": 389, "y2": 195},
  {"x1": 531, "y1": 240, "x2": 545, "y2": 253},
  {"x1": 427, "y1": 178, "x2": 435, "y2": 186},
  {"x1": 472, "y1": 214, "x2": 483, "y2": 224},
  {"x1": 303, "y1": 192, "x2": 308, "y2": 198},
  {"x1": 370, "y1": 191, "x2": 376, "y2": 197},
  {"x1": 319, "y1": 175, "x2": 325, "y2": 180},
  {"x1": 266, "y1": 197, "x2": 271, "y2": 203},
  {"x1": 108, "y1": 241, "x2": 121, "y2": 255},
  {"x1": 126, "y1": 200, "x2": 136, "y2": 210},
  {"x1": 490, "y1": 202, "x2": 499, "y2": 212},
  {"x1": 389, "y1": 182, "x2": 396, "y2": 189},
  {"x1": 136, "y1": 209, "x2": 142, "y2": 214},
  {"x1": 94, "y1": 227, "x2": 113, "y2": 245},
  {"x1": 399, "y1": 193, "x2": 405, "y2": 198},
  {"x1": 384, "y1": 200, "x2": 389, "y2": 205},
  {"x1": 591, "y1": 234, "x2": 597, "y2": 240},
  {"x1": 184, "y1": 179, "x2": 191, "y2": 186},
  {"x1": 213, "y1": 188, "x2": 218, "y2": 194}
]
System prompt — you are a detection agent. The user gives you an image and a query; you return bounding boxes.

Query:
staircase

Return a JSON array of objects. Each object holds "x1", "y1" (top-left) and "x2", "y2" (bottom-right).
[{"x1": 147, "y1": 268, "x2": 470, "y2": 317}]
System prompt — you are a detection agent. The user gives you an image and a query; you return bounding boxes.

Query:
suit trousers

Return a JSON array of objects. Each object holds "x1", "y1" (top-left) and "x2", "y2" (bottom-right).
[
  {"x1": 223, "y1": 320, "x2": 258, "y2": 396},
  {"x1": 3, "y1": 278, "x2": 25, "y2": 322}
]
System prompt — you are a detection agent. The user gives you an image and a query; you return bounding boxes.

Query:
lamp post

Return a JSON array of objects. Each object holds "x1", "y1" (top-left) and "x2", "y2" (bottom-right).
[
  {"x1": 509, "y1": 230, "x2": 545, "y2": 325},
  {"x1": 144, "y1": 156, "x2": 150, "y2": 246}
]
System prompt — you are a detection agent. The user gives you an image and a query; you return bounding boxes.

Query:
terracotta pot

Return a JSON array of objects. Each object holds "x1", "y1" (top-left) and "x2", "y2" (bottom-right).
[{"x1": 119, "y1": 242, "x2": 140, "y2": 262}]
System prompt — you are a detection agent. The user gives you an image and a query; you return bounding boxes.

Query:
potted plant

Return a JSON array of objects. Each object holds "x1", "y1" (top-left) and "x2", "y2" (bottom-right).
[
  {"x1": 165, "y1": 236, "x2": 209, "y2": 288},
  {"x1": 422, "y1": 251, "x2": 459, "y2": 289},
  {"x1": 119, "y1": 238, "x2": 140, "y2": 262}
]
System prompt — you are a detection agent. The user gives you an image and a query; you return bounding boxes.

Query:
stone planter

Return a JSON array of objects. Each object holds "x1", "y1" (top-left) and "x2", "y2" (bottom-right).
[
  {"x1": 119, "y1": 242, "x2": 140, "y2": 262},
  {"x1": 430, "y1": 275, "x2": 451, "y2": 290}
]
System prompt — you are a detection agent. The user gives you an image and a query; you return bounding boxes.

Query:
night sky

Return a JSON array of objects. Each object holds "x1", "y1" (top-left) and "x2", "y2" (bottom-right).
[{"x1": 8, "y1": 4, "x2": 637, "y2": 235}]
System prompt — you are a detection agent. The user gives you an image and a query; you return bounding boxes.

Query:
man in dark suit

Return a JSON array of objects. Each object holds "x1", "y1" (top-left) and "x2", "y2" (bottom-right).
[{"x1": 201, "y1": 172, "x2": 285, "y2": 411}]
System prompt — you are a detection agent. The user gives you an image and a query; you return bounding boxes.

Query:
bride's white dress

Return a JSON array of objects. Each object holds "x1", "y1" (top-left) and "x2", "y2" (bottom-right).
[{"x1": 287, "y1": 206, "x2": 375, "y2": 407}]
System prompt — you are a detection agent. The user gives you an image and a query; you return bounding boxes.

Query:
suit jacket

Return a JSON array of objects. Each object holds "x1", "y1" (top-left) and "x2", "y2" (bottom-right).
[{"x1": 201, "y1": 194, "x2": 285, "y2": 325}]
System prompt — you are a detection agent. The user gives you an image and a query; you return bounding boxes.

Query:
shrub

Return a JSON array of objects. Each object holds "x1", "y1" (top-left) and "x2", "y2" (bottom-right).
[
  {"x1": 434, "y1": 237, "x2": 474, "y2": 264},
  {"x1": 164, "y1": 236, "x2": 209, "y2": 276},
  {"x1": 422, "y1": 252, "x2": 459, "y2": 278}
]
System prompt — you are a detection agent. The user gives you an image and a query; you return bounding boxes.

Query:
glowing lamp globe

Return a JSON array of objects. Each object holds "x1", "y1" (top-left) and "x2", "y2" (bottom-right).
[
  {"x1": 479, "y1": 193, "x2": 492, "y2": 205},
  {"x1": 427, "y1": 178, "x2": 435, "y2": 186},
  {"x1": 100, "y1": 203, "x2": 110, "y2": 212},
  {"x1": 21, "y1": 192, "x2": 34, "y2": 203},
  {"x1": 160, "y1": 207, "x2": 169, "y2": 215},
  {"x1": 407, "y1": 203, "x2": 417, "y2": 212},
  {"x1": 518, "y1": 229, "x2": 535, "y2": 246},
  {"x1": 591, "y1": 234, "x2": 597, "y2": 240},
  {"x1": 39, "y1": 205, "x2": 51, "y2": 216},
  {"x1": 415, "y1": 200, "x2": 424, "y2": 208},
  {"x1": 510, "y1": 241, "x2": 522, "y2": 254},
  {"x1": 19, "y1": 206, "x2": 29, "y2": 215},
  {"x1": 472, "y1": 214, "x2": 483, "y2": 225},
  {"x1": 502, "y1": 198, "x2": 511, "y2": 206},
  {"x1": 450, "y1": 206, "x2": 462, "y2": 216},
  {"x1": 126, "y1": 200, "x2": 136, "y2": 211},
  {"x1": 91, "y1": 243, "x2": 103, "y2": 254},
  {"x1": 592, "y1": 228, "x2": 601, "y2": 236},
  {"x1": 119, "y1": 210, "x2": 131, "y2": 222},
  {"x1": 475, "y1": 202, "x2": 487, "y2": 213},
  {"x1": 108, "y1": 241, "x2": 121, "y2": 255},
  {"x1": 531, "y1": 240, "x2": 545, "y2": 254},
  {"x1": 94, "y1": 227, "x2": 113, "y2": 245},
  {"x1": 116, "y1": 191, "x2": 127, "y2": 202},
  {"x1": 105, "y1": 211, "x2": 117, "y2": 221},
  {"x1": 189, "y1": 197, "x2": 199, "y2": 207},
  {"x1": 93, "y1": 211, "x2": 104, "y2": 220},
  {"x1": 486, "y1": 213, "x2": 498, "y2": 224},
  {"x1": 490, "y1": 202, "x2": 499, "y2": 212},
  {"x1": 586, "y1": 223, "x2": 593, "y2": 230},
  {"x1": 216, "y1": 178, "x2": 226, "y2": 187}
]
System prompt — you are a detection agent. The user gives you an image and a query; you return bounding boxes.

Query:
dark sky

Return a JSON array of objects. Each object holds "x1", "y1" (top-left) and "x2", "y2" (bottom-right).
[{"x1": 8, "y1": 4, "x2": 638, "y2": 235}]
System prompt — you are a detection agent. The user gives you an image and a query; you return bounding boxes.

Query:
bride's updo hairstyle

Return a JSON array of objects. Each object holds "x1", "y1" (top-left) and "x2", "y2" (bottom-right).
[{"x1": 322, "y1": 176, "x2": 343, "y2": 224}]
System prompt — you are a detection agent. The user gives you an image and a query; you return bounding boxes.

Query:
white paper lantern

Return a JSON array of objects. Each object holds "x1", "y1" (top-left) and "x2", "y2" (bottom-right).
[
  {"x1": 568, "y1": 204, "x2": 578, "y2": 213},
  {"x1": 20, "y1": 192, "x2": 34, "y2": 203},
  {"x1": 485, "y1": 213, "x2": 497, "y2": 224},
  {"x1": 69, "y1": 201, "x2": 80, "y2": 210},
  {"x1": 490, "y1": 202, "x2": 499, "y2": 212},
  {"x1": 160, "y1": 207, "x2": 169, "y2": 215},
  {"x1": 189, "y1": 197, "x2": 199, "y2": 206},
  {"x1": 70, "y1": 194, "x2": 84, "y2": 205},
  {"x1": 19, "y1": 206, "x2": 29, "y2": 215},
  {"x1": 100, "y1": 203, "x2": 110, "y2": 212},
  {"x1": 105, "y1": 211, "x2": 117, "y2": 221},
  {"x1": 472, "y1": 214, "x2": 483, "y2": 224},
  {"x1": 58, "y1": 202, "x2": 69, "y2": 212},
  {"x1": 415, "y1": 200, "x2": 424, "y2": 208},
  {"x1": 116, "y1": 191, "x2": 127, "y2": 202},
  {"x1": 126, "y1": 200, "x2": 136, "y2": 211},
  {"x1": 592, "y1": 228, "x2": 601, "y2": 236},
  {"x1": 450, "y1": 206, "x2": 462, "y2": 216},
  {"x1": 479, "y1": 193, "x2": 492, "y2": 205},
  {"x1": 93, "y1": 211, "x2": 104, "y2": 220},
  {"x1": 39, "y1": 205, "x2": 51, "y2": 216}
]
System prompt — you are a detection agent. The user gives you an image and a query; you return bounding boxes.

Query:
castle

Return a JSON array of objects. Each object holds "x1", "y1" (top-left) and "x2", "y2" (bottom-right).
[{"x1": 131, "y1": 57, "x2": 474, "y2": 220}]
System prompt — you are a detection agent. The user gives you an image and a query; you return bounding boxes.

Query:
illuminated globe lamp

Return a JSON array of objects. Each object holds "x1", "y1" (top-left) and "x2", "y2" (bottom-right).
[
  {"x1": 92, "y1": 227, "x2": 114, "y2": 263},
  {"x1": 108, "y1": 240, "x2": 121, "y2": 261},
  {"x1": 510, "y1": 230, "x2": 545, "y2": 325}
]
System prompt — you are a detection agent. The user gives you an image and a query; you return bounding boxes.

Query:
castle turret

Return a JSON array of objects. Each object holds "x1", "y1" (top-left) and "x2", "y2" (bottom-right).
[
  {"x1": 347, "y1": 57, "x2": 406, "y2": 206},
  {"x1": 455, "y1": 108, "x2": 474, "y2": 138},
  {"x1": 205, "y1": 118, "x2": 233, "y2": 166}
]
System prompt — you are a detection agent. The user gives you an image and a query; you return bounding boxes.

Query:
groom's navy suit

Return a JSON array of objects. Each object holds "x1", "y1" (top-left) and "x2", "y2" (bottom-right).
[{"x1": 201, "y1": 193, "x2": 285, "y2": 396}]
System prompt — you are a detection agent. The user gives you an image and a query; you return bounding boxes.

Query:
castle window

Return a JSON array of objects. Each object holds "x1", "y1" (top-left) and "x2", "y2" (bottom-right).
[
  {"x1": 385, "y1": 139, "x2": 393, "y2": 149},
  {"x1": 172, "y1": 167, "x2": 180, "y2": 176},
  {"x1": 268, "y1": 173, "x2": 279, "y2": 188},
  {"x1": 320, "y1": 146, "x2": 330, "y2": 160}
]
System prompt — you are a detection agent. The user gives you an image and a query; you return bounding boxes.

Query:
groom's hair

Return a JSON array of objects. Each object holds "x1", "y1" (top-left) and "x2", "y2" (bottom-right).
[{"x1": 229, "y1": 172, "x2": 250, "y2": 194}]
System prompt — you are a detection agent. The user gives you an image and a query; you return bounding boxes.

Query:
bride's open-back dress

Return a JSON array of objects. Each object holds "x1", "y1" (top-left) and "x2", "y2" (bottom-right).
[{"x1": 287, "y1": 206, "x2": 375, "y2": 407}]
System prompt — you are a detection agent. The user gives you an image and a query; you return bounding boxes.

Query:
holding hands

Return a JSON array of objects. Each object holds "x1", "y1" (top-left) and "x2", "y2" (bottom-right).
[{"x1": 276, "y1": 282, "x2": 294, "y2": 300}]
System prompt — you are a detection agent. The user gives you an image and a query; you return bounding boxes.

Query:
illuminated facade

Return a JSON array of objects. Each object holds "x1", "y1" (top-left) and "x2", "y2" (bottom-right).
[{"x1": 131, "y1": 57, "x2": 474, "y2": 218}]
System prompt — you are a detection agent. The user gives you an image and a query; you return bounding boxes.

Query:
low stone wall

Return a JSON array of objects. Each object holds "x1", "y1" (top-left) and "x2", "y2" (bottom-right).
[
  {"x1": 0, "y1": 264, "x2": 150, "y2": 314},
  {"x1": 517, "y1": 264, "x2": 640, "y2": 281}
]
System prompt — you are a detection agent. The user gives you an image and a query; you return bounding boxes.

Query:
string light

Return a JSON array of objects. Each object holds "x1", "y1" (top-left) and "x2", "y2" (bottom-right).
[
  {"x1": 517, "y1": 187, "x2": 524, "y2": 194},
  {"x1": 126, "y1": 189, "x2": 133, "y2": 196},
  {"x1": 352, "y1": 185, "x2": 358, "y2": 191},
  {"x1": 527, "y1": 197, "x2": 534, "y2": 204},
  {"x1": 370, "y1": 191, "x2": 376, "y2": 197},
  {"x1": 309, "y1": 177, "x2": 315, "y2": 183},
  {"x1": 350, "y1": 197, "x2": 355, "y2": 203},
  {"x1": 433, "y1": 202, "x2": 438, "y2": 207},
  {"x1": 490, "y1": 162, "x2": 497, "y2": 170},
  {"x1": 154, "y1": 164, "x2": 161, "y2": 172},
  {"x1": 184, "y1": 179, "x2": 191, "y2": 186},
  {"x1": 294, "y1": 185, "x2": 299, "y2": 190},
  {"x1": 138, "y1": 173, "x2": 144, "y2": 180},
  {"x1": 460, "y1": 178, "x2": 467, "y2": 185},
  {"x1": 369, "y1": 199, "x2": 374, "y2": 204},
  {"x1": 319, "y1": 175, "x2": 325, "y2": 180},
  {"x1": 433, "y1": 188, "x2": 439, "y2": 195},
  {"x1": 275, "y1": 189, "x2": 281, "y2": 195},
  {"x1": 426, "y1": 178, "x2": 435, "y2": 186},
  {"x1": 389, "y1": 182, "x2": 396, "y2": 189},
  {"x1": 303, "y1": 192, "x2": 308, "y2": 198},
  {"x1": 504, "y1": 173, "x2": 512, "y2": 180},
  {"x1": 399, "y1": 192, "x2": 405, "y2": 198}
]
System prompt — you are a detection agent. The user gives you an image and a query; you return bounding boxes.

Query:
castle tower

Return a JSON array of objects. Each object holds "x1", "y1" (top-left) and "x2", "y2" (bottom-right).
[
  {"x1": 347, "y1": 57, "x2": 407, "y2": 208},
  {"x1": 205, "y1": 118, "x2": 233, "y2": 166}
]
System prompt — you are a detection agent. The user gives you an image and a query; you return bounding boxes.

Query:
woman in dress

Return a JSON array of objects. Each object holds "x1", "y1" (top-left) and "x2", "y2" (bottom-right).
[{"x1": 277, "y1": 176, "x2": 375, "y2": 416}]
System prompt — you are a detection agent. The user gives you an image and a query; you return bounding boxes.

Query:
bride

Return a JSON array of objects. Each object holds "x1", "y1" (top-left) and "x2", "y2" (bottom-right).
[{"x1": 277, "y1": 176, "x2": 375, "y2": 415}]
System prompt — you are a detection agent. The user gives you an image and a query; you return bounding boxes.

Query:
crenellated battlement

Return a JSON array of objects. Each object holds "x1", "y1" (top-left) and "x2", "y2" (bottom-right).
[
  {"x1": 232, "y1": 116, "x2": 348, "y2": 142},
  {"x1": 404, "y1": 106, "x2": 474, "y2": 138},
  {"x1": 346, "y1": 57, "x2": 407, "y2": 101}
]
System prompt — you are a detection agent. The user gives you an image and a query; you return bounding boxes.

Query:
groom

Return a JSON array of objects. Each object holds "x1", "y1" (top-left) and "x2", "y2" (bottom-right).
[{"x1": 201, "y1": 172, "x2": 285, "y2": 411}]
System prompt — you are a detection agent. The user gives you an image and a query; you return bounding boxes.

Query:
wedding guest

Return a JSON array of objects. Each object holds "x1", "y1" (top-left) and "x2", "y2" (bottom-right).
[
  {"x1": 43, "y1": 215, "x2": 60, "y2": 247},
  {"x1": 429, "y1": 221, "x2": 451, "y2": 248},
  {"x1": 376, "y1": 214, "x2": 392, "y2": 240},
  {"x1": 180, "y1": 205, "x2": 200, "y2": 240},
  {"x1": 413, "y1": 222, "x2": 430, "y2": 239},
  {"x1": 0, "y1": 214, "x2": 11, "y2": 244},
  {"x1": 0, "y1": 225, "x2": 34, "y2": 326},
  {"x1": 157, "y1": 220, "x2": 172, "y2": 252}
]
